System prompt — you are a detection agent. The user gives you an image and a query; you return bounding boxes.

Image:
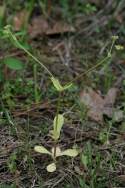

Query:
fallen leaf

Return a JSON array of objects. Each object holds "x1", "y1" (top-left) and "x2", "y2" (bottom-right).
[
  {"x1": 80, "y1": 87, "x2": 120, "y2": 123},
  {"x1": 13, "y1": 10, "x2": 28, "y2": 31},
  {"x1": 28, "y1": 15, "x2": 75, "y2": 38},
  {"x1": 112, "y1": 110, "x2": 123, "y2": 122},
  {"x1": 46, "y1": 21, "x2": 75, "y2": 35},
  {"x1": 28, "y1": 16, "x2": 49, "y2": 38},
  {"x1": 103, "y1": 88, "x2": 118, "y2": 117},
  {"x1": 115, "y1": 13, "x2": 123, "y2": 23},
  {"x1": 80, "y1": 88, "x2": 104, "y2": 122},
  {"x1": 117, "y1": 175, "x2": 125, "y2": 182}
]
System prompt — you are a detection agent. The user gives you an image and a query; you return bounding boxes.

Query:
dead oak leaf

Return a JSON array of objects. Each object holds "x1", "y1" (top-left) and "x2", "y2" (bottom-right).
[
  {"x1": 28, "y1": 16, "x2": 49, "y2": 38},
  {"x1": 103, "y1": 87, "x2": 118, "y2": 117},
  {"x1": 80, "y1": 87, "x2": 119, "y2": 123},
  {"x1": 80, "y1": 88, "x2": 104, "y2": 122},
  {"x1": 28, "y1": 16, "x2": 75, "y2": 38}
]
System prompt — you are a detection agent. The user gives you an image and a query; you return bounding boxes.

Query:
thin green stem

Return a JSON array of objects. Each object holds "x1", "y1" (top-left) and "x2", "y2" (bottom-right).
[
  {"x1": 109, "y1": 39, "x2": 115, "y2": 55},
  {"x1": 4, "y1": 27, "x2": 117, "y2": 92},
  {"x1": 8, "y1": 30, "x2": 53, "y2": 77},
  {"x1": 66, "y1": 37, "x2": 116, "y2": 86},
  {"x1": 67, "y1": 55, "x2": 110, "y2": 86},
  {"x1": 33, "y1": 64, "x2": 39, "y2": 103},
  {"x1": 106, "y1": 121, "x2": 112, "y2": 144},
  {"x1": 55, "y1": 92, "x2": 61, "y2": 130}
]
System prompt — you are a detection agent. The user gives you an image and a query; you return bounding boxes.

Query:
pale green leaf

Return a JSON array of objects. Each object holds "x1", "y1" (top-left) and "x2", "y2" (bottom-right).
[
  {"x1": 4, "y1": 57, "x2": 24, "y2": 70},
  {"x1": 34, "y1": 145, "x2": 51, "y2": 155},
  {"x1": 46, "y1": 163, "x2": 56, "y2": 172},
  {"x1": 61, "y1": 149, "x2": 79, "y2": 157},
  {"x1": 53, "y1": 114, "x2": 64, "y2": 140},
  {"x1": 51, "y1": 77, "x2": 63, "y2": 91},
  {"x1": 63, "y1": 83, "x2": 73, "y2": 90},
  {"x1": 51, "y1": 146, "x2": 62, "y2": 157},
  {"x1": 111, "y1": 35, "x2": 119, "y2": 40},
  {"x1": 49, "y1": 130, "x2": 59, "y2": 140},
  {"x1": 51, "y1": 77, "x2": 72, "y2": 92},
  {"x1": 81, "y1": 154, "x2": 88, "y2": 167},
  {"x1": 0, "y1": 5, "x2": 5, "y2": 18}
]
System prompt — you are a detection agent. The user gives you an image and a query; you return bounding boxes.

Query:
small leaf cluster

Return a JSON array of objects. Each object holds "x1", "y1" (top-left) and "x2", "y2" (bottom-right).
[{"x1": 34, "y1": 114, "x2": 79, "y2": 172}]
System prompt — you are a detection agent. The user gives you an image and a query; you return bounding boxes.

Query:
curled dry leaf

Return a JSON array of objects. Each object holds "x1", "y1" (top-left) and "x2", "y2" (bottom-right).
[{"x1": 80, "y1": 87, "x2": 120, "y2": 123}]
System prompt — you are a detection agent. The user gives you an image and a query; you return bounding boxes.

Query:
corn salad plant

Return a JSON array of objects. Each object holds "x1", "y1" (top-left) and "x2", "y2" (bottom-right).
[
  {"x1": 35, "y1": 114, "x2": 79, "y2": 172},
  {"x1": 1, "y1": 25, "x2": 119, "y2": 173}
]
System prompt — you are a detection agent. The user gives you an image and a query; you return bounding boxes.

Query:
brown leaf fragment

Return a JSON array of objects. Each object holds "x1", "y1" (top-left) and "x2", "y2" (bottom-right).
[
  {"x1": 104, "y1": 88, "x2": 118, "y2": 106},
  {"x1": 29, "y1": 16, "x2": 75, "y2": 38},
  {"x1": 80, "y1": 88, "x2": 104, "y2": 122},
  {"x1": 80, "y1": 87, "x2": 119, "y2": 123},
  {"x1": 116, "y1": 14, "x2": 123, "y2": 23},
  {"x1": 103, "y1": 87, "x2": 118, "y2": 117},
  {"x1": 13, "y1": 10, "x2": 28, "y2": 31},
  {"x1": 112, "y1": 110, "x2": 123, "y2": 122},
  {"x1": 28, "y1": 16, "x2": 49, "y2": 38},
  {"x1": 46, "y1": 21, "x2": 75, "y2": 35},
  {"x1": 117, "y1": 175, "x2": 125, "y2": 182}
]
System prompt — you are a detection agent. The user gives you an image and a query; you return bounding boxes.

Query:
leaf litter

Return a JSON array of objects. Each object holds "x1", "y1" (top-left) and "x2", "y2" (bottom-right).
[
  {"x1": 28, "y1": 15, "x2": 75, "y2": 38},
  {"x1": 13, "y1": 12, "x2": 75, "y2": 38},
  {"x1": 80, "y1": 86, "x2": 123, "y2": 123}
]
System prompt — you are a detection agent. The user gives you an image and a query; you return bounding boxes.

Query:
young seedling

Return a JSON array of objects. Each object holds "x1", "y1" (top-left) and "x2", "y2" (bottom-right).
[{"x1": 34, "y1": 114, "x2": 79, "y2": 172}]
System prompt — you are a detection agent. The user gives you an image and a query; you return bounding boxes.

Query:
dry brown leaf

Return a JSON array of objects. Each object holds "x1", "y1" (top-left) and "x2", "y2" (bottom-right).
[
  {"x1": 80, "y1": 87, "x2": 119, "y2": 123},
  {"x1": 46, "y1": 21, "x2": 75, "y2": 35},
  {"x1": 29, "y1": 16, "x2": 75, "y2": 38},
  {"x1": 80, "y1": 88, "x2": 104, "y2": 122},
  {"x1": 13, "y1": 10, "x2": 29, "y2": 31},
  {"x1": 28, "y1": 16, "x2": 49, "y2": 38},
  {"x1": 103, "y1": 87, "x2": 118, "y2": 117},
  {"x1": 117, "y1": 175, "x2": 125, "y2": 182},
  {"x1": 115, "y1": 14, "x2": 123, "y2": 23}
]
